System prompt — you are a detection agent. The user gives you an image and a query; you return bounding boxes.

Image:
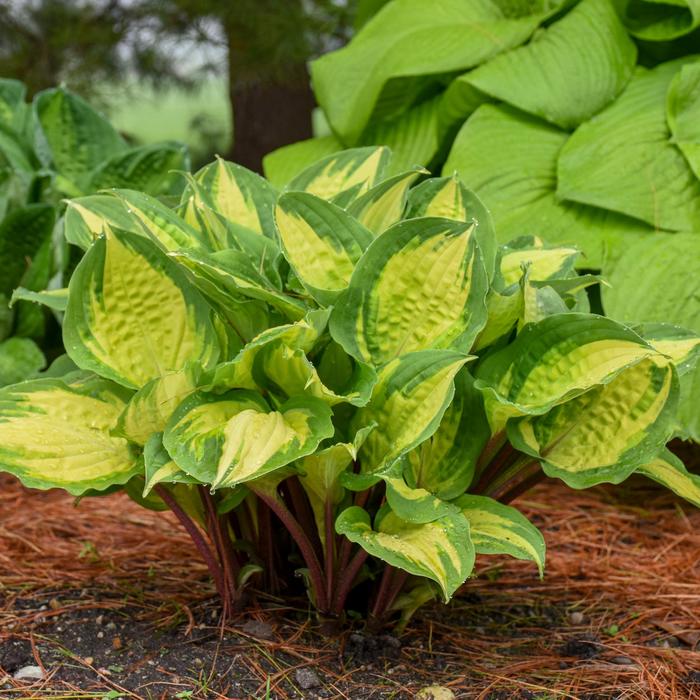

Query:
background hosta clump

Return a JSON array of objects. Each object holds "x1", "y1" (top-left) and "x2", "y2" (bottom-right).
[
  {"x1": 0, "y1": 146, "x2": 699, "y2": 625},
  {"x1": 0, "y1": 79, "x2": 189, "y2": 386},
  {"x1": 265, "y1": 0, "x2": 700, "y2": 443}
]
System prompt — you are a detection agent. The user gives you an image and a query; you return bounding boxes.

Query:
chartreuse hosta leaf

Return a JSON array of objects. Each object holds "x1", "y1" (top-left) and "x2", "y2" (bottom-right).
[
  {"x1": 115, "y1": 365, "x2": 201, "y2": 445},
  {"x1": 636, "y1": 449, "x2": 700, "y2": 508},
  {"x1": 614, "y1": 0, "x2": 700, "y2": 40},
  {"x1": 406, "y1": 175, "x2": 497, "y2": 280},
  {"x1": 497, "y1": 236, "x2": 578, "y2": 288},
  {"x1": 475, "y1": 313, "x2": 660, "y2": 432},
  {"x1": 64, "y1": 229, "x2": 220, "y2": 389},
  {"x1": 112, "y1": 189, "x2": 204, "y2": 251},
  {"x1": 164, "y1": 390, "x2": 333, "y2": 490},
  {"x1": 143, "y1": 433, "x2": 198, "y2": 497},
  {"x1": 508, "y1": 355, "x2": 677, "y2": 488},
  {"x1": 558, "y1": 59, "x2": 700, "y2": 232},
  {"x1": 169, "y1": 248, "x2": 305, "y2": 321},
  {"x1": 335, "y1": 505, "x2": 475, "y2": 601},
  {"x1": 286, "y1": 146, "x2": 390, "y2": 204},
  {"x1": 346, "y1": 168, "x2": 427, "y2": 235},
  {"x1": 331, "y1": 218, "x2": 488, "y2": 366},
  {"x1": 634, "y1": 324, "x2": 700, "y2": 377},
  {"x1": 207, "y1": 309, "x2": 330, "y2": 392},
  {"x1": 63, "y1": 195, "x2": 135, "y2": 250},
  {"x1": 453, "y1": 495, "x2": 545, "y2": 576},
  {"x1": 0, "y1": 337, "x2": 45, "y2": 385},
  {"x1": 667, "y1": 63, "x2": 700, "y2": 179},
  {"x1": 404, "y1": 369, "x2": 490, "y2": 500},
  {"x1": 464, "y1": 0, "x2": 636, "y2": 130},
  {"x1": 274, "y1": 192, "x2": 373, "y2": 304},
  {"x1": 262, "y1": 135, "x2": 345, "y2": 189},
  {"x1": 352, "y1": 350, "x2": 471, "y2": 473},
  {"x1": 0, "y1": 376, "x2": 138, "y2": 494},
  {"x1": 383, "y1": 467, "x2": 460, "y2": 524},
  {"x1": 10, "y1": 287, "x2": 68, "y2": 313}
]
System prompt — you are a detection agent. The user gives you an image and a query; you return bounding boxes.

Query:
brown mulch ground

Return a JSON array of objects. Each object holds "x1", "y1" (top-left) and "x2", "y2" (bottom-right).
[{"x1": 1, "y1": 473, "x2": 700, "y2": 699}]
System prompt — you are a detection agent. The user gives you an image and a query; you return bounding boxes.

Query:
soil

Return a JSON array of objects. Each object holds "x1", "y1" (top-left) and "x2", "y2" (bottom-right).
[{"x1": 1, "y1": 472, "x2": 700, "y2": 699}]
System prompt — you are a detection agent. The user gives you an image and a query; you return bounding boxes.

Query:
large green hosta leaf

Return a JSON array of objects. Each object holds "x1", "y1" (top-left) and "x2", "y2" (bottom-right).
[
  {"x1": 0, "y1": 376, "x2": 138, "y2": 494},
  {"x1": 453, "y1": 494, "x2": 545, "y2": 574},
  {"x1": 163, "y1": 391, "x2": 333, "y2": 489},
  {"x1": 558, "y1": 59, "x2": 700, "y2": 232},
  {"x1": 0, "y1": 79, "x2": 26, "y2": 131},
  {"x1": 335, "y1": 505, "x2": 475, "y2": 600},
  {"x1": 443, "y1": 105, "x2": 652, "y2": 269},
  {"x1": 331, "y1": 218, "x2": 488, "y2": 366},
  {"x1": 274, "y1": 192, "x2": 373, "y2": 305},
  {"x1": 32, "y1": 87, "x2": 126, "y2": 195},
  {"x1": 64, "y1": 230, "x2": 219, "y2": 389},
  {"x1": 310, "y1": 0, "x2": 550, "y2": 144},
  {"x1": 667, "y1": 63, "x2": 700, "y2": 179},
  {"x1": 464, "y1": 0, "x2": 636, "y2": 129},
  {"x1": 352, "y1": 350, "x2": 471, "y2": 473},
  {"x1": 612, "y1": 0, "x2": 700, "y2": 40},
  {"x1": 262, "y1": 135, "x2": 345, "y2": 189},
  {"x1": 508, "y1": 356, "x2": 677, "y2": 487},
  {"x1": 603, "y1": 234, "x2": 700, "y2": 441},
  {"x1": 0, "y1": 337, "x2": 45, "y2": 386},
  {"x1": 475, "y1": 313, "x2": 660, "y2": 431}
]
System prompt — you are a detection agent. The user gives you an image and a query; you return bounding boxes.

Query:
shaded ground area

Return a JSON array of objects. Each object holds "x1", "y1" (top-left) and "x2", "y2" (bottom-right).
[{"x1": 1, "y1": 475, "x2": 700, "y2": 699}]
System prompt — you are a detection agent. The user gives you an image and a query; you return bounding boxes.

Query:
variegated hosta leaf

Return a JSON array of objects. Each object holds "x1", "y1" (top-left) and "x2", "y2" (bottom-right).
[
  {"x1": 64, "y1": 229, "x2": 220, "y2": 389},
  {"x1": 259, "y1": 341, "x2": 376, "y2": 407},
  {"x1": 63, "y1": 195, "x2": 135, "y2": 250},
  {"x1": 453, "y1": 494, "x2": 545, "y2": 575},
  {"x1": 636, "y1": 449, "x2": 700, "y2": 508},
  {"x1": 143, "y1": 432, "x2": 198, "y2": 496},
  {"x1": 274, "y1": 192, "x2": 373, "y2": 305},
  {"x1": 0, "y1": 376, "x2": 138, "y2": 494},
  {"x1": 299, "y1": 425, "x2": 375, "y2": 546},
  {"x1": 352, "y1": 350, "x2": 471, "y2": 473},
  {"x1": 206, "y1": 309, "x2": 330, "y2": 392},
  {"x1": 169, "y1": 248, "x2": 306, "y2": 321},
  {"x1": 286, "y1": 146, "x2": 391, "y2": 205},
  {"x1": 164, "y1": 391, "x2": 334, "y2": 489},
  {"x1": 508, "y1": 356, "x2": 678, "y2": 488},
  {"x1": 404, "y1": 369, "x2": 490, "y2": 500},
  {"x1": 498, "y1": 236, "x2": 578, "y2": 288},
  {"x1": 187, "y1": 156, "x2": 278, "y2": 236},
  {"x1": 518, "y1": 271, "x2": 569, "y2": 330},
  {"x1": 111, "y1": 189, "x2": 204, "y2": 251},
  {"x1": 346, "y1": 168, "x2": 427, "y2": 235},
  {"x1": 335, "y1": 505, "x2": 475, "y2": 601},
  {"x1": 473, "y1": 285, "x2": 523, "y2": 351},
  {"x1": 634, "y1": 323, "x2": 700, "y2": 377},
  {"x1": 115, "y1": 365, "x2": 201, "y2": 445},
  {"x1": 384, "y1": 470, "x2": 460, "y2": 524},
  {"x1": 330, "y1": 217, "x2": 488, "y2": 366},
  {"x1": 406, "y1": 175, "x2": 497, "y2": 280},
  {"x1": 475, "y1": 313, "x2": 660, "y2": 432}
]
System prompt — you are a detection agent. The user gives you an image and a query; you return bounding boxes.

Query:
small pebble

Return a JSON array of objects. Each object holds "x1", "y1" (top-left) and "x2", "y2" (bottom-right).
[
  {"x1": 97, "y1": 631, "x2": 104, "y2": 639},
  {"x1": 193, "y1": 658, "x2": 204, "y2": 668},
  {"x1": 610, "y1": 655, "x2": 636, "y2": 666},
  {"x1": 295, "y1": 667, "x2": 321, "y2": 690},
  {"x1": 105, "y1": 622, "x2": 116, "y2": 631},
  {"x1": 96, "y1": 615, "x2": 104, "y2": 625},
  {"x1": 240, "y1": 619, "x2": 274, "y2": 640},
  {"x1": 49, "y1": 598, "x2": 60, "y2": 610},
  {"x1": 83, "y1": 657, "x2": 94, "y2": 666},
  {"x1": 569, "y1": 611, "x2": 585, "y2": 625},
  {"x1": 13, "y1": 665, "x2": 44, "y2": 681},
  {"x1": 112, "y1": 636, "x2": 123, "y2": 650},
  {"x1": 416, "y1": 686, "x2": 456, "y2": 700}
]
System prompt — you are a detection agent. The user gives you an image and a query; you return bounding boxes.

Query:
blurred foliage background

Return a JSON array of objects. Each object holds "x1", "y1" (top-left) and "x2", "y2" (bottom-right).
[{"x1": 0, "y1": 0, "x2": 362, "y2": 170}]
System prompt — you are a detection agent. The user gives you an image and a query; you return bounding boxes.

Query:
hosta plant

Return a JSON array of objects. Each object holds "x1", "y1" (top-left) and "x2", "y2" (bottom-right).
[
  {"x1": 0, "y1": 78, "x2": 189, "y2": 386},
  {"x1": 2, "y1": 147, "x2": 699, "y2": 625}
]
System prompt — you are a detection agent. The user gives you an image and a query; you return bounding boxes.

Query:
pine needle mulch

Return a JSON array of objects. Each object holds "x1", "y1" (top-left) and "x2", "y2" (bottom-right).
[{"x1": 1, "y1": 473, "x2": 699, "y2": 699}]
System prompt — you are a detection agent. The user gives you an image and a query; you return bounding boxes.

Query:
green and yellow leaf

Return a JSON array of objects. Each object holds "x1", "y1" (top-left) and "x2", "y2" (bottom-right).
[
  {"x1": 63, "y1": 195, "x2": 135, "y2": 250},
  {"x1": 636, "y1": 449, "x2": 700, "y2": 508},
  {"x1": 143, "y1": 432, "x2": 198, "y2": 496}
]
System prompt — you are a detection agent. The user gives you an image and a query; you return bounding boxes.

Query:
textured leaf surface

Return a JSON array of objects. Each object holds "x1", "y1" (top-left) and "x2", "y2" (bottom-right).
[
  {"x1": 164, "y1": 391, "x2": 333, "y2": 489},
  {"x1": 443, "y1": 104, "x2": 653, "y2": 269},
  {"x1": 0, "y1": 376, "x2": 138, "y2": 494},
  {"x1": 275, "y1": 192, "x2": 373, "y2": 304},
  {"x1": 335, "y1": 505, "x2": 474, "y2": 600},
  {"x1": 311, "y1": 0, "x2": 548, "y2": 143},
  {"x1": 64, "y1": 230, "x2": 219, "y2": 389},
  {"x1": 603, "y1": 234, "x2": 700, "y2": 441},
  {"x1": 63, "y1": 195, "x2": 135, "y2": 250},
  {"x1": 330, "y1": 218, "x2": 488, "y2": 366},
  {"x1": 464, "y1": 0, "x2": 636, "y2": 129},
  {"x1": 33, "y1": 87, "x2": 125, "y2": 193},
  {"x1": 508, "y1": 356, "x2": 677, "y2": 487},
  {"x1": 262, "y1": 135, "x2": 345, "y2": 188},
  {"x1": 286, "y1": 147, "x2": 390, "y2": 203},
  {"x1": 143, "y1": 433, "x2": 198, "y2": 496},
  {"x1": 558, "y1": 59, "x2": 700, "y2": 232},
  {"x1": 454, "y1": 494, "x2": 545, "y2": 574},
  {"x1": 667, "y1": 63, "x2": 700, "y2": 179},
  {"x1": 352, "y1": 350, "x2": 470, "y2": 472}
]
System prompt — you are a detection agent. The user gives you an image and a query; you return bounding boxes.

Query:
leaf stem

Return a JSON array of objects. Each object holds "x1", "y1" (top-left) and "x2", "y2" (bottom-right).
[
  {"x1": 497, "y1": 464, "x2": 545, "y2": 504},
  {"x1": 331, "y1": 547, "x2": 368, "y2": 615},
  {"x1": 324, "y1": 498, "x2": 335, "y2": 608}
]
